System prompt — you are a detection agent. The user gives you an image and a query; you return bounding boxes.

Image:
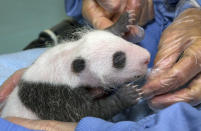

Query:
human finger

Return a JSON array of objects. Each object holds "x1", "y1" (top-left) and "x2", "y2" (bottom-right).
[
  {"x1": 143, "y1": 44, "x2": 201, "y2": 99},
  {"x1": 82, "y1": 0, "x2": 114, "y2": 29},
  {"x1": 149, "y1": 28, "x2": 192, "y2": 80},
  {"x1": 142, "y1": 9, "x2": 201, "y2": 98},
  {"x1": 96, "y1": 0, "x2": 125, "y2": 13},
  {"x1": 149, "y1": 73, "x2": 201, "y2": 110}
]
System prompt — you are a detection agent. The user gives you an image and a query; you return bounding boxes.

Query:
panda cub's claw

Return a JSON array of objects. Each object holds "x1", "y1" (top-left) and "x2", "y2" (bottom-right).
[{"x1": 117, "y1": 86, "x2": 143, "y2": 106}]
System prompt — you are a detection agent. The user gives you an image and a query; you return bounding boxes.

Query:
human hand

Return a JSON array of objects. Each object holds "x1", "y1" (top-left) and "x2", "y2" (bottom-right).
[
  {"x1": 6, "y1": 117, "x2": 77, "y2": 131},
  {"x1": 141, "y1": 8, "x2": 201, "y2": 110},
  {"x1": 0, "y1": 69, "x2": 25, "y2": 103},
  {"x1": 82, "y1": 0, "x2": 154, "y2": 29}
]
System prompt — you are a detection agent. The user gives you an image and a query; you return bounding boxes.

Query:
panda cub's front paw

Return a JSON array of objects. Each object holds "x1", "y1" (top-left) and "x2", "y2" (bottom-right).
[{"x1": 117, "y1": 85, "x2": 142, "y2": 106}]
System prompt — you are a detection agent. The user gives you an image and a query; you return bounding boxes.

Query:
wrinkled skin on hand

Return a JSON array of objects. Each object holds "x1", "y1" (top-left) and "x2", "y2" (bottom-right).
[
  {"x1": 142, "y1": 8, "x2": 201, "y2": 110},
  {"x1": 82, "y1": 0, "x2": 154, "y2": 29}
]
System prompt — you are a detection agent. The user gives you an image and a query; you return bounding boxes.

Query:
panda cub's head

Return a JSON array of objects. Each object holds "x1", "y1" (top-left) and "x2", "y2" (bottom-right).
[{"x1": 22, "y1": 30, "x2": 150, "y2": 91}]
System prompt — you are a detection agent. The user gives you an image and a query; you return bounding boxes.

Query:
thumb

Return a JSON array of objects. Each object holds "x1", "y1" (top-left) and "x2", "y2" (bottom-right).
[
  {"x1": 82, "y1": 0, "x2": 114, "y2": 29},
  {"x1": 96, "y1": 0, "x2": 126, "y2": 13}
]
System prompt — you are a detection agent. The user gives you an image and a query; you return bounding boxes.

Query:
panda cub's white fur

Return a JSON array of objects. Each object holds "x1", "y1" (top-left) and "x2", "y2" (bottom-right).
[{"x1": 1, "y1": 30, "x2": 150, "y2": 121}]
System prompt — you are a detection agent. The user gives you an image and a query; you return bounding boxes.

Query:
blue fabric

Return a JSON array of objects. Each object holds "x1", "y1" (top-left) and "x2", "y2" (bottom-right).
[
  {"x1": 76, "y1": 102, "x2": 201, "y2": 131},
  {"x1": 65, "y1": 0, "x2": 83, "y2": 23},
  {"x1": 167, "y1": 0, "x2": 179, "y2": 4},
  {"x1": 138, "y1": 22, "x2": 161, "y2": 67},
  {"x1": 0, "y1": 48, "x2": 46, "y2": 85},
  {"x1": 176, "y1": 0, "x2": 201, "y2": 17}
]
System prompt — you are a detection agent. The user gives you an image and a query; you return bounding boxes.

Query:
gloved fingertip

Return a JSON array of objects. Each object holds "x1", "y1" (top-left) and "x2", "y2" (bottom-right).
[
  {"x1": 149, "y1": 95, "x2": 177, "y2": 110},
  {"x1": 141, "y1": 80, "x2": 161, "y2": 99}
]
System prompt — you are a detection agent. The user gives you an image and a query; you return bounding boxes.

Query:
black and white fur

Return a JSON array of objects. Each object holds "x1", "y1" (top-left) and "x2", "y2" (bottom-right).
[{"x1": 1, "y1": 11, "x2": 150, "y2": 122}]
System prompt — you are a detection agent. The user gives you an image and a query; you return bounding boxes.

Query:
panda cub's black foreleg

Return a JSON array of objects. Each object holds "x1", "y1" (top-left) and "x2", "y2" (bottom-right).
[
  {"x1": 61, "y1": 86, "x2": 140, "y2": 121},
  {"x1": 18, "y1": 80, "x2": 139, "y2": 122}
]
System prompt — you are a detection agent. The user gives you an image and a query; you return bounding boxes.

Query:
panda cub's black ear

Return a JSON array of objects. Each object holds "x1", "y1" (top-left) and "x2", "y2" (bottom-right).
[{"x1": 71, "y1": 57, "x2": 86, "y2": 73}]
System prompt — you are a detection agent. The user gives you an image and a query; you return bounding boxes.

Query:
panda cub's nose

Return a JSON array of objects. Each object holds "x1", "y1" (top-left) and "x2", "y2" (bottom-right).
[
  {"x1": 141, "y1": 52, "x2": 150, "y2": 66},
  {"x1": 143, "y1": 57, "x2": 150, "y2": 65}
]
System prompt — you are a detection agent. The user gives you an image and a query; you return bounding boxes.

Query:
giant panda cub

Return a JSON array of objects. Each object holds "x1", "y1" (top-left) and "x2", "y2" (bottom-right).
[{"x1": 1, "y1": 11, "x2": 150, "y2": 122}]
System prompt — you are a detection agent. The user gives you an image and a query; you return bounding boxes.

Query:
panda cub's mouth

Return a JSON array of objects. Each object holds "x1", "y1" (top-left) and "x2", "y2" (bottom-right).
[{"x1": 123, "y1": 75, "x2": 143, "y2": 85}]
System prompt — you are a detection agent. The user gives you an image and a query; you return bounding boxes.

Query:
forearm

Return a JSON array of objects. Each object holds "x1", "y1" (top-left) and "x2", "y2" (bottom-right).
[{"x1": 0, "y1": 118, "x2": 34, "y2": 131}]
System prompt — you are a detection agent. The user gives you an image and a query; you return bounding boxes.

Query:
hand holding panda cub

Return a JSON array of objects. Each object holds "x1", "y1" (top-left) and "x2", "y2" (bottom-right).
[{"x1": 1, "y1": 11, "x2": 150, "y2": 122}]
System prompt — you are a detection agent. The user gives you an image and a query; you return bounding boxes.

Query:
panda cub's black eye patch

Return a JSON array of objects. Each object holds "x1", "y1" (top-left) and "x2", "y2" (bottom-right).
[
  {"x1": 71, "y1": 57, "x2": 86, "y2": 73},
  {"x1": 113, "y1": 51, "x2": 126, "y2": 69}
]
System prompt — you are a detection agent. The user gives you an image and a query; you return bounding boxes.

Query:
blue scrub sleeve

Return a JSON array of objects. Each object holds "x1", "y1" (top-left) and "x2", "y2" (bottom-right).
[
  {"x1": 65, "y1": 0, "x2": 83, "y2": 23},
  {"x1": 76, "y1": 102, "x2": 201, "y2": 131},
  {"x1": 0, "y1": 48, "x2": 46, "y2": 85}
]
